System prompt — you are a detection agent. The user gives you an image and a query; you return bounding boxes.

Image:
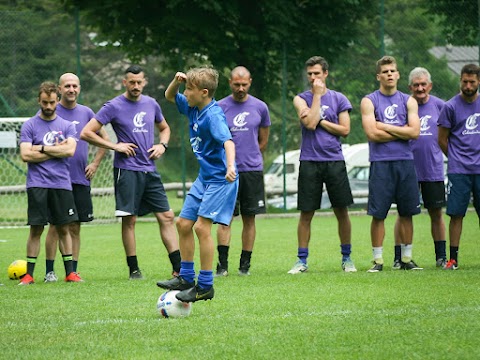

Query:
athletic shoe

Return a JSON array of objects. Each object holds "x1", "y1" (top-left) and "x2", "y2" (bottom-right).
[
  {"x1": 65, "y1": 272, "x2": 84, "y2": 282},
  {"x1": 287, "y1": 260, "x2": 308, "y2": 274},
  {"x1": 215, "y1": 263, "x2": 228, "y2": 277},
  {"x1": 436, "y1": 258, "x2": 447, "y2": 268},
  {"x1": 44, "y1": 271, "x2": 58, "y2": 283},
  {"x1": 341, "y1": 258, "x2": 357, "y2": 272},
  {"x1": 156, "y1": 275, "x2": 195, "y2": 290},
  {"x1": 443, "y1": 259, "x2": 458, "y2": 270},
  {"x1": 401, "y1": 260, "x2": 423, "y2": 270},
  {"x1": 18, "y1": 274, "x2": 34, "y2": 285},
  {"x1": 392, "y1": 259, "x2": 402, "y2": 270},
  {"x1": 238, "y1": 268, "x2": 251, "y2": 276},
  {"x1": 176, "y1": 285, "x2": 214, "y2": 303},
  {"x1": 129, "y1": 269, "x2": 144, "y2": 280},
  {"x1": 367, "y1": 261, "x2": 383, "y2": 273}
]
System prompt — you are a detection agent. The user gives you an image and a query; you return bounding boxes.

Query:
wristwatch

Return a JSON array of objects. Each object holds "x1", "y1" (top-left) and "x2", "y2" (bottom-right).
[{"x1": 160, "y1": 142, "x2": 168, "y2": 151}]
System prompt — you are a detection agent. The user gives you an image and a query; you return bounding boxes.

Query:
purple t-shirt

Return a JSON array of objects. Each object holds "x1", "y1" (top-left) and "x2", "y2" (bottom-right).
[
  {"x1": 56, "y1": 103, "x2": 95, "y2": 186},
  {"x1": 365, "y1": 90, "x2": 414, "y2": 162},
  {"x1": 437, "y1": 94, "x2": 480, "y2": 174},
  {"x1": 218, "y1": 95, "x2": 270, "y2": 172},
  {"x1": 410, "y1": 95, "x2": 445, "y2": 182},
  {"x1": 297, "y1": 89, "x2": 352, "y2": 161},
  {"x1": 20, "y1": 115, "x2": 77, "y2": 190},
  {"x1": 95, "y1": 94, "x2": 164, "y2": 172}
]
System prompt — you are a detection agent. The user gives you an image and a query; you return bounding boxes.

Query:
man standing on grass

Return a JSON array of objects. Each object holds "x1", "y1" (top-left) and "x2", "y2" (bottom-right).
[
  {"x1": 392, "y1": 67, "x2": 447, "y2": 269},
  {"x1": 43, "y1": 73, "x2": 109, "y2": 283},
  {"x1": 19, "y1": 81, "x2": 82, "y2": 284},
  {"x1": 215, "y1": 66, "x2": 271, "y2": 276},
  {"x1": 81, "y1": 65, "x2": 180, "y2": 280},
  {"x1": 438, "y1": 63, "x2": 480, "y2": 270},
  {"x1": 360, "y1": 55, "x2": 421, "y2": 272}
]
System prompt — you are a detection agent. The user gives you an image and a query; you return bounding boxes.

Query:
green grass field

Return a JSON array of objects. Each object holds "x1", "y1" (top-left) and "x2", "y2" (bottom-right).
[{"x1": 1, "y1": 212, "x2": 479, "y2": 359}]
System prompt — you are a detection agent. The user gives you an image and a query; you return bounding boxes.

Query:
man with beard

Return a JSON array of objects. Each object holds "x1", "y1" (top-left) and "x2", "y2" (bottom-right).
[
  {"x1": 438, "y1": 63, "x2": 480, "y2": 270},
  {"x1": 19, "y1": 81, "x2": 81, "y2": 285}
]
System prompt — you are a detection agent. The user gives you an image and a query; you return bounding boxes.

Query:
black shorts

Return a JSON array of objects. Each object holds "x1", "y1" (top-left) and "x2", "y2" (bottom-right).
[
  {"x1": 419, "y1": 181, "x2": 446, "y2": 209},
  {"x1": 71, "y1": 184, "x2": 94, "y2": 222},
  {"x1": 233, "y1": 171, "x2": 266, "y2": 216},
  {"x1": 113, "y1": 168, "x2": 170, "y2": 217},
  {"x1": 297, "y1": 161, "x2": 353, "y2": 211},
  {"x1": 27, "y1": 188, "x2": 78, "y2": 226}
]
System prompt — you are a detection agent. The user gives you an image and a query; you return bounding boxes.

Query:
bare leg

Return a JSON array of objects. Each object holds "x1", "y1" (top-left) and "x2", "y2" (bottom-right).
[
  {"x1": 154, "y1": 210, "x2": 179, "y2": 253},
  {"x1": 176, "y1": 217, "x2": 196, "y2": 261},
  {"x1": 297, "y1": 210, "x2": 315, "y2": 248},
  {"x1": 193, "y1": 216, "x2": 214, "y2": 271},
  {"x1": 121, "y1": 215, "x2": 137, "y2": 256},
  {"x1": 241, "y1": 214, "x2": 255, "y2": 251},
  {"x1": 333, "y1": 207, "x2": 351, "y2": 245}
]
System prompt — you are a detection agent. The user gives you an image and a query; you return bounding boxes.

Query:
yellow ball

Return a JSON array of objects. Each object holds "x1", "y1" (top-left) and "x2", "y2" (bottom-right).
[{"x1": 8, "y1": 260, "x2": 27, "y2": 280}]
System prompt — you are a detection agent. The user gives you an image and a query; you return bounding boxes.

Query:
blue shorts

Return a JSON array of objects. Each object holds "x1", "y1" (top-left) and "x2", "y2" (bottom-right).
[
  {"x1": 180, "y1": 177, "x2": 239, "y2": 226},
  {"x1": 446, "y1": 173, "x2": 480, "y2": 217},
  {"x1": 368, "y1": 160, "x2": 421, "y2": 219}
]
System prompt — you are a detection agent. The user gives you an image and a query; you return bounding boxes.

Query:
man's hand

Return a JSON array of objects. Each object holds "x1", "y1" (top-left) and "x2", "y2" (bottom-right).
[
  {"x1": 114, "y1": 142, "x2": 138, "y2": 157},
  {"x1": 148, "y1": 144, "x2": 166, "y2": 160},
  {"x1": 225, "y1": 165, "x2": 237, "y2": 183}
]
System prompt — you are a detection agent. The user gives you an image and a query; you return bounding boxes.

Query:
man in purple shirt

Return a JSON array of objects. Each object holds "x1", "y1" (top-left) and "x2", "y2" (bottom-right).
[
  {"x1": 438, "y1": 63, "x2": 480, "y2": 270},
  {"x1": 43, "y1": 73, "x2": 109, "y2": 283},
  {"x1": 19, "y1": 81, "x2": 82, "y2": 285},
  {"x1": 361, "y1": 56, "x2": 421, "y2": 272},
  {"x1": 393, "y1": 67, "x2": 447, "y2": 269},
  {"x1": 288, "y1": 56, "x2": 357, "y2": 274},
  {"x1": 215, "y1": 66, "x2": 270, "y2": 276},
  {"x1": 81, "y1": 65, "x2": 180, "y2": 280}
]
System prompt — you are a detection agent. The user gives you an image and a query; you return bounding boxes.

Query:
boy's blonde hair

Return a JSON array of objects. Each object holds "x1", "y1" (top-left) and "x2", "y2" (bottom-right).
[{"x1": 186, "y1": 67, "x2": 219, "y2": 98}]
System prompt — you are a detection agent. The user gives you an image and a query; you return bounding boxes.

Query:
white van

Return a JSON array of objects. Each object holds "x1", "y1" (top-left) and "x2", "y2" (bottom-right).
[{"x1": 264, "y1": 143, "x2": 368, "y2": 195}]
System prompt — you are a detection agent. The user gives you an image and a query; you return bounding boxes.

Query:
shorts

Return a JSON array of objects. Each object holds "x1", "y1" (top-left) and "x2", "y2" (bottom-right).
[
  {"x1": 72, "y1": 184, "x2": 94, "y2": 222},
  {"x1": 233, "y1": 171, "x2": 266, "y2": 216},
  {"x1": 368, "y1": 160, "x2": 421, "y2": 219},
  {"x1": 114, "y1": 168, "x2": 170, "y2": 217},
  {"x1": 419, "y1": 181, "x2": 446, "y2": 209},
  {"x1": 446, "y1": 173, "x2": 480, "y2": 217},
  {"x1": 180, "y1": 177, "x2": 239, "y2": 226},
  {"x1": 297, "y1": 161, "x2": 353, "y2": 211},
  {"x1": 27, "y1": 187, "x2": 78, "y2": 226}
]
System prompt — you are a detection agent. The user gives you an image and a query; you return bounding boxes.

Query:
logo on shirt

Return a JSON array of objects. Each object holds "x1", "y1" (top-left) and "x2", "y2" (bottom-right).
[
  {"x1": 43, "y1": 131, "x2": 65, "y2": 145},
  {"x1": 419, "y1": 115, "x2": 432, "y2": 136},
  {"x1": 463, "y1": 113, "x2": 480, "y2": 135},
  {"x1": 231, "y1": 112, "x2": 250, "y2": 132},
  {"x1": 133, "y1": 112, "x2": 148, "y2": 133},
  {"x1": 320, "y1": 105, "x2": 329, "y2": 120},
  {"x1": 190, "y1": 136, "x2": 202, "y2": 155},
  {"x1": 384, "y1": 104, "x2": 398, "y2": 120}
]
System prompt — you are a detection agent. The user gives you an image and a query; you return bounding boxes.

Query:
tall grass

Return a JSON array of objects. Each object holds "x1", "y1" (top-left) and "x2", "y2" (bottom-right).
[{"x1": 0, "y1": 212, "x2": 479, "y2": 359}]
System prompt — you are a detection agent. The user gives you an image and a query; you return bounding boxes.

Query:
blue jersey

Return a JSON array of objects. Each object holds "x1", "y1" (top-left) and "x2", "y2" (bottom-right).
[{"x1": 175, "y1": 93, "x2": 235, "y2": 183}]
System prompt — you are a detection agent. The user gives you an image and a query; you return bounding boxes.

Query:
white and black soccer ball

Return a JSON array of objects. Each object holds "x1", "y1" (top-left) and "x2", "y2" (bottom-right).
[{"x1": 157, "y1": 290, "x2": 192, "y2": 318}]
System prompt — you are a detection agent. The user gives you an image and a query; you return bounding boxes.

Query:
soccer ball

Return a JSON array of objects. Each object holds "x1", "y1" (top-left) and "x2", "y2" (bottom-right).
[
  {"x1": 8, "y1": 260, "x2": 27, "y2": 280},
  {"x1": 157, "y1": 290, "x2": 192, "y2": 318}
]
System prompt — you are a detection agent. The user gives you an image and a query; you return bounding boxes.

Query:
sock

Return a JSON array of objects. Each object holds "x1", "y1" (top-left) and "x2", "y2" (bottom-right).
[
  {"x1": 197, "y1": 270, "x2": 213, "y2": 290},
  {"x1": 394, "y1": 245, "x2": 401, "y2": 261},
  {"x1": 401, "y1": 244, "x2": 413, "y2": 263},
  {"x1": 26, "y1": 257, "x2": 37, "y2": 277},
  {"x1": 217, "y1": 245, "x2": 230, "y2": 269},
  {"x1": 340, "y1": 244, "x2": 351, "y2": 261},
  {"x1": 126, "y1": 256, "x2": 139, "y2": 274},
  {"x1": 239, "y1": 250, "x2": 252, "y2": 269},
  {"x1": 62, "y1": 254, "x2": 73, "y2": 276},
  {"x1": 298, "y1": 247, "x2": 308, "y2": 264},
  {"x1": 372, "y1": 247, "x2": 383, "y2": 263},
  {"x1": 168, "y1": 250, "x2": 181, "y2": 273},
  {"x1": 435, "y1": 240, "x2": 447, "y2": 260},
  {"x1": 73, "y1": 260, "x2": 78, "y2": 273},
  {"x1": 450, "y1": 246, "x2": 459, "y2": 262},
  {"x1": 46, "y1": 259, "x2": 54, "y2": 274},
  {"x1": 179, "y1": 261, "x2": 195, "y2": 283}
]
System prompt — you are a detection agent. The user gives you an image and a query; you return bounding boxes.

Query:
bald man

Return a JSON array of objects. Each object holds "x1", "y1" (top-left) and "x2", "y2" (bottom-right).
[
  {"x1": 215, "y1": 66, "x2": 271, "y2": 276},
  {"x1": 43, "y1": 73, "x2": 109, "y2": 282}
]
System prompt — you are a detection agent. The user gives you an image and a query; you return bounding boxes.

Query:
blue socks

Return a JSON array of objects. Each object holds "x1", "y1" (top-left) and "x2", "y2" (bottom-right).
[
  {"x1": 197, "y1": 270, "x2": 213, "y2": 290},
  {"x1": 298, "y1": 247, "x2": 308, "y2": 264},
  {"x1": 178, "y1": 262, "x2": 213, "y2": 290},
  {"x1": 340, "y1": 244, "x2": 352, "y2": 261},
  {"x1": 179, "y1": 261, "x2": 195, "y2": 283}
]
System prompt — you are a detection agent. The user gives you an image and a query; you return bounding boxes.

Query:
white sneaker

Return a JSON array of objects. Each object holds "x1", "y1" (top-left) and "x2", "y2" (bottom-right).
[
  {"x1": 342, "y1": 258, "x2": 357, "y2": 272},
  {"x1": 287, "y1": 260, "x2": 308, "y2": 274},
  {"x1": 44, "y1": 271, "x2": 58, "y2": 283}
]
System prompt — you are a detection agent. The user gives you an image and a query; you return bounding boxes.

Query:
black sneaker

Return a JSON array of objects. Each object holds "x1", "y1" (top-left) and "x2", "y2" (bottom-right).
[
  {"x1": 215, "y1": 263, "x2": 228, "y2": 277},
  {"x1": 401, "y1": 260, "x2": 423, "y2": 270},
  {"x1": 176, "y1": 285, "x2": 214, "y2": 303},
  {"x1": 367, "y1": 261, "x2": 383, "y2": 273},
  {"x1": 156, "y1": 275, "x2": 194, "y2": 290},
  {"x1": 239, "y1": 260, "x2": 250, "y2": 276},
  {"x1": 392, "y1": 259, "x2": 402, "y2": 270},
  {"x1": 129, "y1": 269, "x2": 144, "y2": 280}
]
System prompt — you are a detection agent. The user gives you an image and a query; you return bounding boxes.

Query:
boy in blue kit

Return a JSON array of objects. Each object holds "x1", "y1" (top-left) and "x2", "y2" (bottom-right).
[{"x1": 157, "y1": 67, "x2": 238, "y2": 302}]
